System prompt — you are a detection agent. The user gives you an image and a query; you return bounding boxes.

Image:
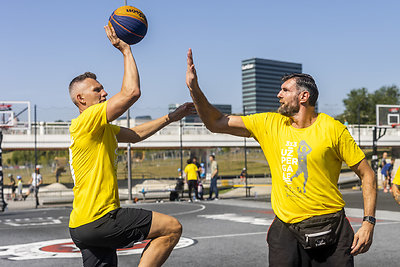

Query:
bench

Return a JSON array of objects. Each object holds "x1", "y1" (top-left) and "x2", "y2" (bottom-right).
[{"x1": 233, "y1": 184, "x2": 254, "y2": 196}]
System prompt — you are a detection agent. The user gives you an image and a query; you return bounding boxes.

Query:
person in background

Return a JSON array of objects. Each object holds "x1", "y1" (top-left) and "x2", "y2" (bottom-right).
[
  {"x1": 379, "y1": 152, "x2": 388, "y2": 189},
  {"x1": 240, "y1": 168, "x2": 247, "y2": 185},
  {"x1": 208, "y1": 155, "x2": 219, "y2": 200},
  {"x1": 381, "y1": 158, "x2": 395, "y2": 193},
  {"x1": 184, "y1": 158, "x2": 199, "y2": 202},
  {"x1": 17, "y1": 176, "x2": 23, "y2": 201},
  {"x1": 8, "y1": 174, "x2": 16, "y2": 200},
  {"x1": 23, "y1": 167, "x2": 43, "y2": 205}
]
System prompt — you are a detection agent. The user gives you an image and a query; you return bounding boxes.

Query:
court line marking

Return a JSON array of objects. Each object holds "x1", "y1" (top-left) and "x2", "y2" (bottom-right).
[
  {"x1": 192, "y1": 221, "x2": 400, "y2": 241},
  {"x1": 192, "y1": 231, "x2": 266, "y2": 240},
  {"x1": 168, "y1": 203, "x2": 206, "y2": 216}
]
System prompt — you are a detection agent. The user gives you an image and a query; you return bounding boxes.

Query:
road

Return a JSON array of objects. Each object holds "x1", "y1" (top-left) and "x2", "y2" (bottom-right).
[{"x1": 0, "y1": 190, "x2": 398, "y2": 267}]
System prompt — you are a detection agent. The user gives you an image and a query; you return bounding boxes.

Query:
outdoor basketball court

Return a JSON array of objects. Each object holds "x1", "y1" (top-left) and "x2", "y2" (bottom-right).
[{"x1": 0, "y1": 190, "x2": 399, "y2": 267}]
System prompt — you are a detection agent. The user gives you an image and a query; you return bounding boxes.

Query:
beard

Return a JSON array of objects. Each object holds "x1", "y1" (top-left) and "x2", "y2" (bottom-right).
[{"x1": 277, "y1": 101, "x2": 300, "y2": 117}]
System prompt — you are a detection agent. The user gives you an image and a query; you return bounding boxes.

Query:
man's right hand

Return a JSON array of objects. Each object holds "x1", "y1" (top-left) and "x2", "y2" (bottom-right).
[
  {"x1": 186, "y1": 48, "x2": 199, "y2": 90},
  {"x1": 104, "y1": 24, "x2": 141, "y2": 123},
  {"x1": 104, "y1": 25, "x2": 131, "y2": 54}
]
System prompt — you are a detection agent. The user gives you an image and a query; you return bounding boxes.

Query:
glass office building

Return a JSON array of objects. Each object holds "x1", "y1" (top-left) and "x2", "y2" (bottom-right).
[{"x1": 242, "y1": 58, "x2": 302, "y2": 114}]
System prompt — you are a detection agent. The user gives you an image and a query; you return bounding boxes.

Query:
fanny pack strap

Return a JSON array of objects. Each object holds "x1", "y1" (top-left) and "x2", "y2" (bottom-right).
[{"x1": 279, "y1": 209, "x2": 345, "y2": 249}]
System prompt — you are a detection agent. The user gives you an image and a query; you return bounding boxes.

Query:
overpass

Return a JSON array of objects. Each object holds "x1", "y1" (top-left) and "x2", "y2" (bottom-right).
[{"x1": 2, "y1": 122, "x2": 400, "y2": 150}]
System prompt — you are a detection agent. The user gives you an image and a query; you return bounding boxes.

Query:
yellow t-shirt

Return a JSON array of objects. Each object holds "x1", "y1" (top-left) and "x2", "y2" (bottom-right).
[
  {"x1": 185, "y1": 164, "x2": 198, "y2": 181},
  {"x1": 69, "y1": 101, "x2": 121, "y2": 228},
  {"x1": 242, "y1": 112, "x2": 365, "y2": 223},
  {"x1": 393, "y1": 168, "x2": 400, "y2": 186}
]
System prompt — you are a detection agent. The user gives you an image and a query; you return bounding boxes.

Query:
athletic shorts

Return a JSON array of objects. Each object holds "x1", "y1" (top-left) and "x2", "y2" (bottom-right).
[
  {"x1": 267, "y1": 214, "x2": 354, "y2": 267},
  {"x1": 70, "y1": 207, "x2": 152, "y2": 267}
]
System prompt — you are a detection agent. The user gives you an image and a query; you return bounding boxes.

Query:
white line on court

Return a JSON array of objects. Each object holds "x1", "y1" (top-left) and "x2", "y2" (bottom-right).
[
  {"x1": 351, "y1": 221, "x2": 400, "y2": 227},
  {"x1": 346, "y1": 208, "x2": 400, "y2": 222},
  {"x1": 192, "y1": 231, "x2": 266, "y2": 240},
  {"x1": 168, "y1": 203, "x2": 206, "y2": 216}
]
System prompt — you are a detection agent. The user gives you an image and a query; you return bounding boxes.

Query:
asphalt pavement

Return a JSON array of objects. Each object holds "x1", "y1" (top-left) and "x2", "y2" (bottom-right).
[{"x1": 0, "y1": 189, "x2": 399, "y2": 267}]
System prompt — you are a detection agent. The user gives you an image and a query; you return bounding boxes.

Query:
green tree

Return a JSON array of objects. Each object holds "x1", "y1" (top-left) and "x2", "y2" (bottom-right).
[{"x1": 338, "y1": 85, "x2": 400, "y2": 124}]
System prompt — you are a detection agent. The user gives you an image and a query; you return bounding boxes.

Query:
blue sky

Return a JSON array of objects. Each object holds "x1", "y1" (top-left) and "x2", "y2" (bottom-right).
[{"x1": 1, "y1": 0, "x2": 399, "y2": 122}]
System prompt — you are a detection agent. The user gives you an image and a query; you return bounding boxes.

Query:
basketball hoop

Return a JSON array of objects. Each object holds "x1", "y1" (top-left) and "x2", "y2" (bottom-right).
[{"x1": 392, "y1": 123, "x2": 400, "y2": 128}]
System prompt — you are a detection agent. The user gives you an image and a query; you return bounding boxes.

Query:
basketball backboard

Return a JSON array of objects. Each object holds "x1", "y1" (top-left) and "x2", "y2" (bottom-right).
[
  {"x1": 0, "y1": 101, "x2": 31, "y2": 130},
  {"x1": 376, "y1": 104, "x2": 400, "y2": 127}
]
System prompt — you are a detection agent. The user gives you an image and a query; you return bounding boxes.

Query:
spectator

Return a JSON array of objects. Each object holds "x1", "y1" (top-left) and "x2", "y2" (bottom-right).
[
  {"x1": 8, "y1": 174, "x2": 16, "y2": 201},
  {"x1": 208, "y1": 155, "x2": 219, "y2": 200},
  {"x1": 240, "y1": 168, "x2": 247, "y2": 185},
  {"x1": 381, "y1": 158, "x2": 394, "y2": 193},
  {"x1": 379, "y1": 152, "x2": 388, "y2": 189},
  {"x1": 184, "y1": 158, "x2": 199, "y2": 202},
  {"x1": 23, "y1": 167, "x2": 43, "y2": 205},
  {"x1": 17, "y1": 176, "x2": 23, "y2": 201}
]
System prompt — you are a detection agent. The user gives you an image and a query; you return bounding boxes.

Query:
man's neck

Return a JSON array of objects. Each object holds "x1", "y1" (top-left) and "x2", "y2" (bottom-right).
[{"x1": 290, "y1": 107, "x2": 318, "y2": 129}]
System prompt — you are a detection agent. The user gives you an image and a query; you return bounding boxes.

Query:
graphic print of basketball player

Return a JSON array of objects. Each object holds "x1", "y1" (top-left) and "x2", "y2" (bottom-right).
[{"x1": 290, "y1": 140, "x2": 312, "y2": 193}]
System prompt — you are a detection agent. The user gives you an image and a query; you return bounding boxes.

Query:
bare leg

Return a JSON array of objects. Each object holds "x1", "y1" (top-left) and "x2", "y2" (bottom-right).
[{"x1": 138, "y1": 212, "x2": 182, "y2": 267}]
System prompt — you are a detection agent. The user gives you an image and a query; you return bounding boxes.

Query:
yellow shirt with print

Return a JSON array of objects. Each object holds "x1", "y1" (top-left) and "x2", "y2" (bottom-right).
[
  {"x1": 69, "y1": 101, "x2": 121, "y2": 228},
  {"x1": 185, "y1": 163, "x2": 198, "y2": 181},
  {"x1": 242, "y1": 112, "x2": 365, "y2": 223}
]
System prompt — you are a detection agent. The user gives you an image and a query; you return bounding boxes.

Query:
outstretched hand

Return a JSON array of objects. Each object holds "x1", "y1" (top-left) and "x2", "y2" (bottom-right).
[
  {"x1": 104, "y1": 25, "x2": 130, "y2": 53},
  {"x1": 168, "y1": 102, "x2": 196, "y2": 122},
  {"x1": 186, "y1": 49, "x2": 199, "y2": 90}
]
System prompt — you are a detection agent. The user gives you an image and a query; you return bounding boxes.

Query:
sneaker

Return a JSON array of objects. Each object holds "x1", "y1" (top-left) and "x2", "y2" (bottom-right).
[{"x1": 214, "y1": 198, "x2": 219, "y2": 201}]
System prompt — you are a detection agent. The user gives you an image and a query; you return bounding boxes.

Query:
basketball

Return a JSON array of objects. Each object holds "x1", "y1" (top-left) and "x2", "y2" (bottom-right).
[{"x1": 108, "y1": 5, "x2": 148, "y2": 45}]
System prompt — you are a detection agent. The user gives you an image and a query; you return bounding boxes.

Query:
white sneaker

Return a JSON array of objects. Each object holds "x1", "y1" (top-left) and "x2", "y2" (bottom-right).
[{"x1": 214, "y1": 198, "x2": 219, "y2": 201}]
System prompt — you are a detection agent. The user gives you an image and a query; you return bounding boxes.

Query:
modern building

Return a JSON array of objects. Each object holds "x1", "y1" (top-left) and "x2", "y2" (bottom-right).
[
  {"x1": 242, "y1": 58, "x2": 302, "y2": 114},
  {"x1": 168, "y1": 104, "x2": 232, "y2": 123}
]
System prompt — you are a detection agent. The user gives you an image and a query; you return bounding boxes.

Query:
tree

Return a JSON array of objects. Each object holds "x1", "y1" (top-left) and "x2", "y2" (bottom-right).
[{"x1": 337, "y1": 85, "x2": 400, "y2": 124}]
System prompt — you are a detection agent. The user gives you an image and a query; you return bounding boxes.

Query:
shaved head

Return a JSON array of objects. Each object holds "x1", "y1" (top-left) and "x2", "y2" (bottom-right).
[{"x1": 69, "y1": 72, "x2": 97, "y2": 107}]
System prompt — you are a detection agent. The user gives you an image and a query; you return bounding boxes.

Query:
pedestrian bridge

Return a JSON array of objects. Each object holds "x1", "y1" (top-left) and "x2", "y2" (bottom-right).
[{"x1": 2, "y1": 122, "x2": 400, "y2": 149}]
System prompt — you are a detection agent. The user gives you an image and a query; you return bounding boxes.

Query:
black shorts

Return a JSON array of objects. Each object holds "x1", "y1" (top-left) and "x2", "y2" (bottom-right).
[
  {"x1": 70, "y1": 207, "x2": 152, "y2": 267},
  {"x1": 267, "y1": 215, "x2": 354, "y2": 267}
]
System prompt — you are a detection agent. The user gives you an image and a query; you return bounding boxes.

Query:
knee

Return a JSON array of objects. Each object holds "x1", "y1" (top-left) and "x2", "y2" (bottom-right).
[{"x1": 170, "y1": 217, "x2": 182, "y2": 238}]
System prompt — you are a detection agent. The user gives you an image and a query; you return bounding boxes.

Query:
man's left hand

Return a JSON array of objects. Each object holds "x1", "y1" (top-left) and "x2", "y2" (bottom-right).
[
  {"x1": 168, "y1": 102, "x2": 196, "y2": 122},
  {"x1": 351, "y1": 221, "x2": 374, "y2": 255}
]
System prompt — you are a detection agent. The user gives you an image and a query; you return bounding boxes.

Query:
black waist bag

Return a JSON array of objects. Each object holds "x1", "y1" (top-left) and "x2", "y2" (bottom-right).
[{"x1": 281, "y1": 209, "x2": 345, "y2": 249}]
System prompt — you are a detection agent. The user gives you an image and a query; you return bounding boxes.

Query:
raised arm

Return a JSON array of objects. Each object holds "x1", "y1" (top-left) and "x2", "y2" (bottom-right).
[
  {"x1": 104, "y1": 25, "x2": 141, "y2": 122},
  {"x1": 117, "y1": 103, "x2": 195, "y2": 143},
  {"x1": 349, "y1": 158, "x2": 376, "y2": 255},
  {"x1": 185, "y1": 48, "x2": 250, "y2": 137}
]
